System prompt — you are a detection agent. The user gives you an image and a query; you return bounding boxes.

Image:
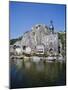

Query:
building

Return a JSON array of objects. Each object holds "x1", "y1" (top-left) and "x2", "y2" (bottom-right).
[
  {"x1": 11, "y1": 21, "x2": 62, "y2": 55},
  {"x1": 23, "y1": 46, "x2": 31, "y2": 54},
  {"x1": 10, "y1": 45, "x2": 14, "y2": 55},
  {"x1": 36, "y1": 44, "x2": 45, "y2": 54}
]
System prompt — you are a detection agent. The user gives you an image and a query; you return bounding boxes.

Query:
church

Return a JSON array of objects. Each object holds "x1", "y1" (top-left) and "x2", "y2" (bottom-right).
[{"x1": 14, "y1": 21, "x2": 62, "y2": 55}]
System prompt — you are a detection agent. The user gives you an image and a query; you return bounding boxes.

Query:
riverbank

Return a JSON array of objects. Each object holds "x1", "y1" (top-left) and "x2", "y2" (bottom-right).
[{"x1": 10, "y1": 54, "x2": 65, "y2": 63}]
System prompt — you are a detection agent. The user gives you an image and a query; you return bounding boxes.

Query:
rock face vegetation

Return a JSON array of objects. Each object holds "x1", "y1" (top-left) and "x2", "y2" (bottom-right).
[{"x1": 10, "y1": 23, "x2": 65, "y2": 57}]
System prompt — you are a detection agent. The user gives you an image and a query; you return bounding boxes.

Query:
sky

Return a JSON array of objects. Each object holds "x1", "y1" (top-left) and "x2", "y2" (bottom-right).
[{"x1": 9, "y1": 1, "x2": 66, "y2": 39}]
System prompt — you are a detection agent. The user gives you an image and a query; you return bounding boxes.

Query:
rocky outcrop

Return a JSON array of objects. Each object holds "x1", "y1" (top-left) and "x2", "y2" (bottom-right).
[{"x1": 13, "y1": 24, "x2": 62, "y2": 55}]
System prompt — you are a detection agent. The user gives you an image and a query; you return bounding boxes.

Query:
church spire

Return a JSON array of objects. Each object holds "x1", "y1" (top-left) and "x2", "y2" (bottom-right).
[{"x1": 49, "y1": 20, "x2": 54, "y2": 33}]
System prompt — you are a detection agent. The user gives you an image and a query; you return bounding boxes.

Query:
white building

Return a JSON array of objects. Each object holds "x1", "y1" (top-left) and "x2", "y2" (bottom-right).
[
  {"x1": 36, "y1": 44, "x2": 45, "y2": 54},
  {"x1": 14, "y1": 46, "x2": 22, "y2": 55},
  {"x1": 23, "y1": 46, "x2": 31, "y2": 54}
]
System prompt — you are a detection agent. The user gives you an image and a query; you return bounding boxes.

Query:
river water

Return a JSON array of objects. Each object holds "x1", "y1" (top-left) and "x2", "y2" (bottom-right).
[{"x1": 10, "y1": 58, "x2": 66, "y2": 89}]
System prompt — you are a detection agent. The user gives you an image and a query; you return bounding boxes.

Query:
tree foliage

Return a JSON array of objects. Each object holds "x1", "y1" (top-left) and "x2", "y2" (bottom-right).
[
  {"x1": 58, "y1": 32, "x2": 66, "y2": 50},
  {"x1": 10, "y1": 36, "x2": 22, "y2": 45}
]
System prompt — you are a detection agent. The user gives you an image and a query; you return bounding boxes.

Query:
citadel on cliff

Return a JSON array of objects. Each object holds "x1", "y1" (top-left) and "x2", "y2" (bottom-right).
[{"x1": 11, "y1": 21, "x2": 62, "y2": 56}]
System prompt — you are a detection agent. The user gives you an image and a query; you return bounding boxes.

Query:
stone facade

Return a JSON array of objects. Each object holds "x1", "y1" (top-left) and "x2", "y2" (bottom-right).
[{"x1": 13, "y1": 23, "x2": 62, "y2": 55}]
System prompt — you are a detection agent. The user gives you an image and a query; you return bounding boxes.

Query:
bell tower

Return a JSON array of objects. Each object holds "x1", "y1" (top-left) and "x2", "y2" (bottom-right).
[{"x1": 49, "y1": 20, "x2": 54, "y2": 33}]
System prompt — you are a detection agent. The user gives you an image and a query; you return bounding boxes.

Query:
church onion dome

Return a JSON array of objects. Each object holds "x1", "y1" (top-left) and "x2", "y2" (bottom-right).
[
  {"x1": 49, "y1": 24, "x2": 54, "y2": 30},
  {"x1": 49, "y1": 20, "x2": 54, "y2": 33}
]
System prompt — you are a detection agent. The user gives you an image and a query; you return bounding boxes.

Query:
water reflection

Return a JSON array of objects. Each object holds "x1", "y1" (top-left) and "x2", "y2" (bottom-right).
[{"x1": 10, "y1": 58, "x2": 66, "y2": 89}]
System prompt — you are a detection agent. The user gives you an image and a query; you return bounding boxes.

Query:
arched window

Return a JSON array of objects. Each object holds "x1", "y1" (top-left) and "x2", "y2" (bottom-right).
[
  {"x1": 49, "y1": 48, "x2": 53, "y2": 54},
  {"x1": 13, "y1": 45, "x2": 16, "y2": 49},
  {"x1": 23, "y1": 46, "x2": 26, "y2": 50},
  {"x1": 49, "y1": 48, "x2": 53, "y2": 51},
  {"x1": 58, "y1": 46, "x2": 60, "y2": 53}
]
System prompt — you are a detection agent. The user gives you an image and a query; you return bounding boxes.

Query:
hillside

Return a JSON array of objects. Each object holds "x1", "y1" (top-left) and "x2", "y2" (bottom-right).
[
  {"x1": 58, "y1": 32, "x2": 66, "y2": 50},
  {"x1": 10, "y1": 36, "x2": 22, "y2": 45},
  {"x1": 10, "y1": 32, "x2": 66, "y2": 51}
]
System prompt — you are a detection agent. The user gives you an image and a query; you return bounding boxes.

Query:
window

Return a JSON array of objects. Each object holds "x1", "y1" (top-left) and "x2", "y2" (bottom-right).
[
  {"x1": 13, "y1": 45, "x2": 16, "y2": 49},
  {"x1": 49, "y1": 48, "x2": 53, "y2": 51},
  {"x1": 36, "y1": 26, "x2": 38, "y2": 29},
  {"x1": 38, "y1": 25, "x2": 41, "y2": 27},
  {"x1": 16, "y1": 46, "x2": 20, "y2": 48},
  {"x1": 23, "y1": 46, "x2": 26, "y2": 50},
  {"x1": 36, "y1": 25, "x2": 41, "y2": 29}
]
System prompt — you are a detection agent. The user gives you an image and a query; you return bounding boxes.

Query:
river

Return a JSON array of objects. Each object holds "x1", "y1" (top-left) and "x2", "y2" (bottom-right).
[{"x1": 10, "y1": 58, "x2": 66, "y2": 89}]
